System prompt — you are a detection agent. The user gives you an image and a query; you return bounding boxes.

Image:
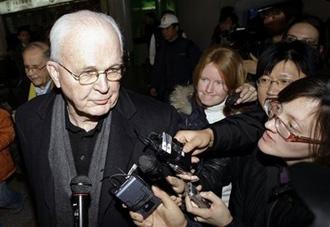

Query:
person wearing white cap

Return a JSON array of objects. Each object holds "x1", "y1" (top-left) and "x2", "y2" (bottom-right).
[
  {"x1": 149, "y1": 12, "x2": 188, "y2": 66},
  {"x1": 150, "y1": 13, "x2": 201, "y2": 102},
  {"x1": 159, "y1": 13, "x2": 179, "y2": 29}
]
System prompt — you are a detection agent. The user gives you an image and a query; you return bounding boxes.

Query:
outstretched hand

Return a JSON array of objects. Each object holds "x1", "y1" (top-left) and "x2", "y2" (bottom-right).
[
  {"x1": 175, "y1": 128, "x2": 214, "y2": 159},
  {"x1": 185, "y1": 191, "x2": 233, "y2": 227},
  {"x1": 235, "y1": 83, "x2": 257, "y2": 105},
  {"x1": 129, "y1": 186, "x2": 187, "y2": 227}
]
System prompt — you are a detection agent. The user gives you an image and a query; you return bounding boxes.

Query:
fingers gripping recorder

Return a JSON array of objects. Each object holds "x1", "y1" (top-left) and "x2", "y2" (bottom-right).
[
  {"x1": 186, "y1": 182, "x2": 210, "y2": 208},
  {"x1": 145, "y1": 132, "x2": 192, "y2": 173},
  {"x1": 110, "y1": 165, "x2": 161, "y2": 218}
]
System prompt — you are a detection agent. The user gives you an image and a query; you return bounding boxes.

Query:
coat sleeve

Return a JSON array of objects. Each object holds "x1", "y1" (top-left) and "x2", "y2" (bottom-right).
[
  {"x1": 0, "y1": 109, "x2": 15, "y2": 150},
  {"x1": 209, "y1": 107, "x2": 266, "y2": 156}
]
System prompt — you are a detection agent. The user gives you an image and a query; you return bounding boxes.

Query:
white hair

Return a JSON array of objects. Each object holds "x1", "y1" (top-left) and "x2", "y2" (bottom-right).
[{"x1": 49, "y1": 10, "x2": 123, "y2": 61}]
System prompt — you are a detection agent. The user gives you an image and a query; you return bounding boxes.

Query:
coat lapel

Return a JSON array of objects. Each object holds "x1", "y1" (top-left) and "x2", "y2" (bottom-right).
[
  {"x1": 33, "y1": 93, "x2": 57, "y2": 220},
  {"x1": 98, "y1": 89, "x2": 138, "y2": 222}
]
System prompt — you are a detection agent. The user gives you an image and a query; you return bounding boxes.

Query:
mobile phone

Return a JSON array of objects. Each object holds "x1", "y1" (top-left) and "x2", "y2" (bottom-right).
[
  {"x1": 185, "y1": 182, "x2": 210, "y2": 208},
  {"x1": 113, "y1": 175, "x2": 160, "y2": 218},
  {"x1": 225, "y1": 92, "x2": 241, "y2": 107}
]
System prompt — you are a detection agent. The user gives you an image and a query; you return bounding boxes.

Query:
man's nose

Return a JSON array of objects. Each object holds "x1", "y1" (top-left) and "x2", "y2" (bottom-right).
[
  {"x1": 25, "y1": 69, "x2": 34, "y2": 76},
  {"x1": 94, "y1": 74, "x2": 109, "y2": 93}
]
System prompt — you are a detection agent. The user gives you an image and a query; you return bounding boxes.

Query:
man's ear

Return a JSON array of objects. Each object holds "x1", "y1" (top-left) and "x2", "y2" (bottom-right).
[{"x1": 47, "y1": 61, "x2": 61, "y2": 88}]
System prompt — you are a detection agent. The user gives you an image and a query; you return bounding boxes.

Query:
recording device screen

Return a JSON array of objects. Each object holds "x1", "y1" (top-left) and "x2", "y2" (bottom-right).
[{"x1": 109, "y1": 166, "x2": 160, "y2": 218}]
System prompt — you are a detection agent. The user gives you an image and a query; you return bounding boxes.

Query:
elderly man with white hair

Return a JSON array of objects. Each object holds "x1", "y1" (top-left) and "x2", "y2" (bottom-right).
[{"x1": 15, "y1": 10, "x2": 179, "y2": 226}]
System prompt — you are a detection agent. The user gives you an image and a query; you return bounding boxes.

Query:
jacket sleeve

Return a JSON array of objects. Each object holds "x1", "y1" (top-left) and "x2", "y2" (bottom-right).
[
  {"x1": 0, "y1": 109, "x2": 15, "y2": 150},
  {"x1": 209, "y1": 107, "x2": 266, "y2": 156},
  {"x1": 196, "y1": 155, "x2": 231, "y2": 196}
]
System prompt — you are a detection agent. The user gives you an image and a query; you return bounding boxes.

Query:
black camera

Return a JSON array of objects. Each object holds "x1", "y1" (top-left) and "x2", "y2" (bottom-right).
[
  {"x1": 144, "y1": 132, "x2": 192, "y2": 173},
  {"x1": 110, "y1": 165, "x2": 160, "y2": 218}
]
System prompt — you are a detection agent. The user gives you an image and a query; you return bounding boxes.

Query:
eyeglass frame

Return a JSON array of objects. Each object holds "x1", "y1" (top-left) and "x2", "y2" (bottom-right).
[
  {"x1": 256, "y1": 76, "x2": 295, "y2": 88},
  {"x1": 54, "y1": 61, "x2": 124, "y2": 85},
  {"x1": 284, "y1": 34, "x2": 319, "y2": 48},
  {"x1": 265, "y1": 99, "x2": 322, "y2": 144},
  {"x1": 24, "y1": 64, "x2": 46, "y2": 72}
]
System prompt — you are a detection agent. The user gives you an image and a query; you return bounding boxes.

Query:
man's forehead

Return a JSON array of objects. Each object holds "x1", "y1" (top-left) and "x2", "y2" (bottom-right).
[
  {"x1": 63, "y1": 25, "x2": 119, "y2": 48},
  {"x1": 23, "y1": 48, "x2": 45, "y2": 59},
  {"x1": 59, "y1": 37, "x2": 121, "y2": 70}
]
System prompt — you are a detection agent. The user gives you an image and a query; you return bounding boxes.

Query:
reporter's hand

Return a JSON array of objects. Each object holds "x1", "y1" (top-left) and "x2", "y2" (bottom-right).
[
  {"x1": 176, "y1": 172, "x2": 199, "y2": 183},
  {"x1": 235, "y1": 83, "x2": 257, "y2": 104},
  {"x1": 243, "y1": 53, "x2": 258, "y2": 75},
  {"x1": 129, "y1": 211, "x2": 152, "y2": 227},
  {"x1": 185, "y1": 191, "x2": 233, "y2": 227},
  {"x1": 129, "y1": 186, "x2": 187, "y2": 227},
  {"x1": 166, "y1": 176, "x2": 186, "y2": 194},
  {"x1": 175, "y1": 129, "x2": 214, "y2": 158}
]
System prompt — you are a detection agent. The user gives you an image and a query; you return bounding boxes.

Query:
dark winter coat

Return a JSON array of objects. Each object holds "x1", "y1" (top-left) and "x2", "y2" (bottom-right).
[
  {"x1": 151, "y1": 36, "x2": 201, "y2": 101},
  {"x1": 227, "y1": 149, "x2": 314, "y2": 227},
  {"x1": 15, "y1": 88, "x2": 180, "y2": 227}
]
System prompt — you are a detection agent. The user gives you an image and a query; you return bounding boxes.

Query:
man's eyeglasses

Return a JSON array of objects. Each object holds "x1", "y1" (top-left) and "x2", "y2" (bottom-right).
[
  {"x1": 55, "y1": 62, "x2": 124, "y2": 85},
  {"x1": 25, "y1": 65, "x2": 46, "y2": 73},
  {"x1": 264, "y1": 99, "x2": 322, "y2": 144},
  {"x1": 257, "y1": 76, "x2": 294, "y2": 89},
  {"x1": 284, "y1": 34, "x2": 319, "y2": 48}
]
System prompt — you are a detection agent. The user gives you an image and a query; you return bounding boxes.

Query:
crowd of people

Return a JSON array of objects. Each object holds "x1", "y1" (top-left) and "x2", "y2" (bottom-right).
[{"x1": 0, "y1": 2, "x2": 329, "y2": 227}]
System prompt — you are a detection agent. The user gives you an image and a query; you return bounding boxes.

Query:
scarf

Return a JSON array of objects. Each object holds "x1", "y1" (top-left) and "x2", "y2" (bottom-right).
[{"x1": 48, "y1": 94, "x2": 111, "y2": 226}]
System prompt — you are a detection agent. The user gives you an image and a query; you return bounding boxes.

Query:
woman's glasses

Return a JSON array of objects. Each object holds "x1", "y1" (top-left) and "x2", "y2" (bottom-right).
[{"x1": 264, "y1": 99, "x2": 322, "y2": 144}]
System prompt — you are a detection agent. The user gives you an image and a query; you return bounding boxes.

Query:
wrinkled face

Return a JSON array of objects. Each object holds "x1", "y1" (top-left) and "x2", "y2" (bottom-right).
[
  {"x1": 48, "y1": 26, "x2": 122, "y2": 119},
  {"x1": 23, "y1": 48, "x2": 50, "y2": 87},
  {"x1": 287, "y1": 22, "x2": 319, "y2": 48},
  {"x1": 161, "y1": 25, "x2": 178, "y2": 42},
  {"x1": 258, "y1": 97, "x2": 319, "y2": 163},
  {"x1": 197, "y1": 63, "x2": 228, "y2": 107},
  {"x1": 257, "y1": 60, "x2": 305, "y2": 108}
]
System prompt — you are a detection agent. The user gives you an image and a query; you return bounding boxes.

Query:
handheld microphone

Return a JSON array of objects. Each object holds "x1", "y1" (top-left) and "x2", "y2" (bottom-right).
[
  {"x1": 138, "y1": 154, "x2": 175, "y2": 194},
  {"x1": 70, "y1": 175, "x2": 92, "y2": 227}
]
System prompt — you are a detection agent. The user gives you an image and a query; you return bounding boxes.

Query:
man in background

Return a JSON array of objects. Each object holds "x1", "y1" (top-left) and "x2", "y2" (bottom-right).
[
  {"x1": 23, "y1": 41, "x2": 53, "y2": 100},
  {"x1": 150, "y1": 13, "x2": 201, "y2": 102}
]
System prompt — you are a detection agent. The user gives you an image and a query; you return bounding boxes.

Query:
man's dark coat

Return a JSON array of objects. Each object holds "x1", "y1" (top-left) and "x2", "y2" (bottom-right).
[{"x1": 15, "y1": 88, "x2": 179, "y2": 226}]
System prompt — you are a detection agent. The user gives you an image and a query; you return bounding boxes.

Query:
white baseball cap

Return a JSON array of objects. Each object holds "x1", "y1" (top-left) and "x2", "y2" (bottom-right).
[{"x1": 159, "y1": 14, "x2": 179, "y2": 28}]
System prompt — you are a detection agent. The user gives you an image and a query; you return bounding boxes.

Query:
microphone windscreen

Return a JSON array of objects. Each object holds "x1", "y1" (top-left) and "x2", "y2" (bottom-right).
[
  {"x1": 70, "y1": 175, "x2": 92, "y2": 194},
  {"x1": 138, "y1": 155, "x2": 157, "y2": 173}
]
